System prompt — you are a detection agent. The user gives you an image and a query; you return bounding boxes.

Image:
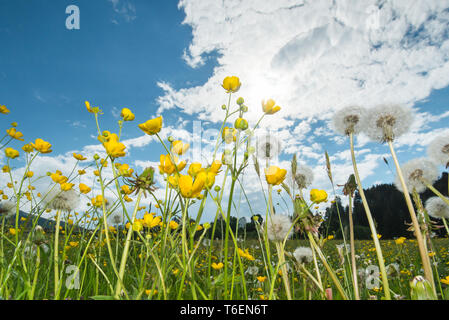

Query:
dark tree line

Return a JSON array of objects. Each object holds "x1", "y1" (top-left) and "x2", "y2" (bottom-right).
[{"x1": 320, "y1": 172, "x2": 448, "y2": 239}]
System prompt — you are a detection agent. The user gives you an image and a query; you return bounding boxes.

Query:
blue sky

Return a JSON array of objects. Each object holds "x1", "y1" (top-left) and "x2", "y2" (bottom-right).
[{"x1": 1, "y1": 0, "x2": 449, "y2": 223}]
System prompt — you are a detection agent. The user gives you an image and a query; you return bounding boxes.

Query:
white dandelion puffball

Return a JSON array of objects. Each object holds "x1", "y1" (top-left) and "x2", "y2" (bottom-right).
[
  {"x1": 332, "y1": 105, "x2": 367, "y2": 136},
  {"x1": 0, "y1": 200, "x2": 16, "y2": 219},
  {"x1": 427, "y1": 135, "x2": 449, "y2": 166},
  {"x1": 425, "y1": 196, "x2": 449, "y2": 219},
  {"x1": 394, "y1": 158, "x2": 439, "y2": 194},
  {"x1": 295, "y1": 166, "x2": 314, "y2": 189},
  {"x1": 266, "y1": 214, "x2": 293, "y2": 242},
  {"x1": 45, "y1": 188, "x2": 79, "y2": 212},
  {"x1": 293, "y1": 247, "x2": 313, "y2": 264},
  {"x1": 108, "y1": 211, "x2": 124, "y2": 226},
  {"x1": 256, "y1": 134, "x2": 282, "y2": 161},
  {"x1": 363, "y1": 104, "x2": 414, "y2": 143}
]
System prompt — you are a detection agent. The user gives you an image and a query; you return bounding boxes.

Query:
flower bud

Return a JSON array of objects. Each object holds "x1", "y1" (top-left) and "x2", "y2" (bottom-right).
[
  {"x1": 93, "y1": 154, "x2": 100, "y2": 160},
  {"x1": 234, "y1": 118, "x2": 248, "y2": 130},
  {"x1": 214, "y1": 185, "x2": 221, "y2": 192},
  {"x1": 410, "y1": 276, "x2": 437, "y2": 300},
  {"x1": 221, "y1": 104, "x2": 227, "y2": 110},
  {"x1": 168, "y1": 136, "x2": 175, "y2": 143},
  {"x1": 236, "y1": 97, "x2": 244, "y2": 105},
  {"x1": 240, "y1": 105, "x2": 248, "y2": 112}
]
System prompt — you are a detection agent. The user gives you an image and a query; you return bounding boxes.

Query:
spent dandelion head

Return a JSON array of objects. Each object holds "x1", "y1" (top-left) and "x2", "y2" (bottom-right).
[
  {"x1": 363, "y1": 104, "x2": 413, "y2": 143},
  {"x1": 425, "y1": 196, "x2": 449, "y2": 220},
  {"x1": 332, "y1": 105, "x2": 366, "y2": 136},
  {"x1": 256, "y1": 135, "x2": 281, "y2": 161},
  {"x1": 394, "y1": 158, "x2": 439, "y2": 194},
  {"x1": 427, "y1": 135, "x2": 449, "y2": 168},
  {"x1": 108, "y1": 211, "x2": 124, "y2": 226},
  {"x1": 265, "y1": 214, "x2": 293, "y2": 242},
  {"x1": 45, "y1": 188, "x2": 79, "y2": 212},
  {"x1": 294, "y1": 166, "x2": 314, "y2": 190},
  {"x1": 293, "y1": 246, "x2": 313, "y2": 264},
  {"x1": 0, "y1": 200, "x2": 16, "y2": 219}
]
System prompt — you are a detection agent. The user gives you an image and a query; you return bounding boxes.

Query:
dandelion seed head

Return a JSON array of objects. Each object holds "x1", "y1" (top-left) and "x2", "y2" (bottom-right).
[
  {"x1": 394, "y1": 158, "x2": 439, "y2": 194},
  {"x1": 363, "y1": 104, "x2": 413, "y2": 143},
  {"x1": 332, "y1": 105, "x2": 366, "y2": 136},
  {"x1": 0, "y1": 200, "x2": 16, "y2": 219},
  {"x1": 265, "y1": 214, "x2": 292, "y2": 242},
  {"x1": 294, "y1": 166, "x2": 314, "y2": 189},
  {"x1": 293, "y1": 246, "x2": 313, "y2": 264},
  {"x1": 45, "y1": 188, "x2": 79, "y2": 212},
  {"x1": 256, "y1": 135, "x2": 281, "y2": 161},
  {"x1": 427, "y1": 135, "x2": 449, "y2": 166},
  {"x1": 108, "y1": 211, "x2": 124, "y2": 226},
  {"x1": 425, "y1": 196, "x2": 449, "y2": 219}
]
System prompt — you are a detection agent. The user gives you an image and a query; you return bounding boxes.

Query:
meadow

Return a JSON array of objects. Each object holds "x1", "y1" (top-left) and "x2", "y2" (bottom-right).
[{"x1": 1, "y1": 76, "x2": 449, "y2": 300}]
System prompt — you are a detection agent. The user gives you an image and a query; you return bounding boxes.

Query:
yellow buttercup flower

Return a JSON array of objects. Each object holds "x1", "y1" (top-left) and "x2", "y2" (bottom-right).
[
  {"x1": 73, "y1": 153, "x2": 87, "y2": 161},
  {"x1": 60, "y1": 183, "x2": 74, "y2": 191},
  {"x1": 2, "y1": 165, "x2": 10, "y2": 173},
  {"x1": 167, "y1": 174, "x2": 180, "y2": 188},
  {"x1": 5, "y1": 147, "x2": 19, "y2": 159},
  {"x1": 9, "y1": 228, "x2": 18, "y2": 235},
  {"x1": 85, "y1": 101, "x2": 101, "y2": 114},
  {"x1": 120, "y1": 107, "x2": 135, "y2": 121},
  {"x1": 22, "y1": 144, "x2": 34, "y2": 153},
  {"x1": 441, "y1": 276, "x2": 449, "y2": 285},
  {"x1": 121, "y1": 185, "x2": 132, "y2": 195},
  {"x1": 204, "y1": 171, "x2": 216, "y2": 189},
  {"x1": 222, "y1": 76, "x2": 241, "y2": 93},
  {"x1": 211, "y1": 262, "x2": 224, "y2": 270},
  {"x1": 6, "y1": 128, "x2": 24, "y2": 141},
  {"x1": 395, "y1": 237, "x2": 406, "y2": 245},
  {"x1": 257, "y1": 276, "x2": 267, "y2": 282},
  {"x1": 222, "y1": 127, "x2": 237, "y2": 144},
  {"x1": 143, "y1": 213, "x2": 161, "y2": 229},
  {"x1": 91, "y1": 195, "x2": 108, "y2": 208},
  {"x1": 169, "y1": 220, "x2": 179, "y2": 229},
  {"x1": 238, "y1": 248, "x2": 255, "y2": 261},
  {"x1": 132, "y1": 220, "x2": 144, "y2": 232},
  {"x1": 264, "y1": 166, "x2": 287, "y2": 185},
  {"x1": 172, "y1": 140, "x2": 189, "y2": 155},
  {"x1": 79, "y1": 183, "x2": 91, "y2": 194},
  {"x1": 51, "y1": 171, "x2": 68, "y2": 184},
  {"x1": 178, "y1": 172, "x2": 206, "y2": 198},
  {"x1": 188, "y1": 163, "x2": 202, "y2": 177},
  {"x1": 103, "y1": 133, "x2": 126, "y2": 158},
  {"x1": 208, "y1": 160, "x2": 222, "y2": 174},
  {"x1": 159, "y1": 154, "x2": 186, "y2": 175},
  {"x1": 0, "y1": 105, "x2": 10, "y2": 114},
  {"x1": 310, "y1": 189, "x2": 328, "y2": 204},
  {"x1": 262, "y1": 99, "x2": 281, "y2": 115},
  {"x1": 31, "y1": 138, "x2": 52, "y2": 153},
  {"x1": 118, "y1": 163, "x2": 134, "y2": 177},
  {"x1": 138, "y1": 116, "x2": 163, "y2": 135}
]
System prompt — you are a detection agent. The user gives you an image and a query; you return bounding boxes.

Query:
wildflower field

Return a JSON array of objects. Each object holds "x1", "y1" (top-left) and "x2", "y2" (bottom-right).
[{"x1": 1, "y1": 76, "x2": 449, "y2": 301}]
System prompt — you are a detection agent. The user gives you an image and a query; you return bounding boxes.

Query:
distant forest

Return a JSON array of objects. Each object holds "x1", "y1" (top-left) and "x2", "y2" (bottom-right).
[{"x1": 319, "y1": 172, "x2": 449, "y2": 240}]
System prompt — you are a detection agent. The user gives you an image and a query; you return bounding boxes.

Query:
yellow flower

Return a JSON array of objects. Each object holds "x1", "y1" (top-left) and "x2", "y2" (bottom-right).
[
  {"x1": 138, "y1": 116, "x2": 163, "y2": 135},
  {"x1": 26, "y1": 171, "x2": 34, "y2": 178},
  {"x1": 60, "y1": 182, "x2": 74, "y2": 191},
  {"x1": 124, "y1": 195, "x2": 133, "y2": 202},
  {"x1": 178, "y1": 172, "x2": 206, "y2": 198},
  {"x1": 188, "y1": 163, "x2": 202, "y2": 177},
  {"x1": 167, "y1": 174, "x2": 180, "y2": 188},
  {"x1": 261, "y1": 99, "x2": 281, "y2": 115},
  {"x1": 204, "y1": 171, "x2": 216, "y2": 189},
  {"x1": 79, "y1": 183, "x2": 91, "y2": 194},
  {"x1": 172, "y1": 140, "x2": 189, "y2": 155},
  {"x1": 73, "y1": 153, "x2": 87, "y2": 161},
  {"x1": 145, "y1": 289, "x2": 158, "y2": 296},
  {"x1": 6, "y1": 128, "x2": 24, "y2": 141},
  {"x1": 0, "y1": 105, "x2": 10, "y2": 114},
  {"x1": 91, "y1": 195, "x2": 108, "y2": 208},
  {"x1": 238, "y1": 248, "x2": 255, "y2": 261},
  {"x1": 121, "y1": 185, "x2": 132, "y2": 195},
  {"x1": 51, "y1": 171, "x2": 68, "y2": 184},
  {"x1": 9, "y1": 228, "x2": 18, "y2": 235},
  {"x1": 69, "y1": 241, "x2": 79, "y2": 247},
  {"x1": 159, "y1": 154, "x2": 186, "y2": 175},
  {"x1": 257, "y1": 276, "x2": 267, "y2": 282},
  {"x1": 441, "y1": 276, "x2": 449, "y2": 285},
  {"x1": 5, "y1": 147, "x2": 19, "y2": 159},
  {"x1": 120, "y1": 107, "x2": 135, "y2": 121},
  {"x1": 85, "y1": 101, "x2": 101, "y2": 114},
  {"x1": 143, "y1": 213, "x2": 161, "y2": 228},
  {"x1": 78, "y1": 169, "x2": 86, "y2": 175},
  {"x1": 222, "y1": 127, "x2": 237, "y2": 144},
  {"x1": 211, "y1": 262, "x2": 224, "y2": 270},
  {"x1": 222, "y1": 76, "x2": 241, "y2": 93},
  {"x1": 208, "y1": 160, "x2": 222, "y2": 174},
  {"x1": 310, "y1": 189, "x2": 328, "y2": 204},
  {"x1": 103, "y1": 133, "x2": 126, "y2": 158},
  {"x1": 22, "y1": 144, "x2": 34, "y2": 153},
  {"x1": 31, "y1": 138, "x2": 52, "y2": 153},
  {"x1": 234, "y1": 117, "x2": 248, "y2": 130},
  {"x1": 169, "y1": 220, "x2": 179, "y2": 229},
  {"x1": 132, "y1": 220, "x2": 143, "y2": 232},
  {"x1": 264, "y1": 166, "x2": 287, "y2": 185},
  {"x1": 2, "y1": 165, "x2": 10, "y2": 173},
  {"x1": 118, "y1": 163, "x2": 134, "y2": 177}
]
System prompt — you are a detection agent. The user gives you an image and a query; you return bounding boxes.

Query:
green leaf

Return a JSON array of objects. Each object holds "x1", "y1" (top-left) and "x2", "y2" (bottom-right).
[{"x1": 89, "y1": 295, "x2": 115, "y2": 300}]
